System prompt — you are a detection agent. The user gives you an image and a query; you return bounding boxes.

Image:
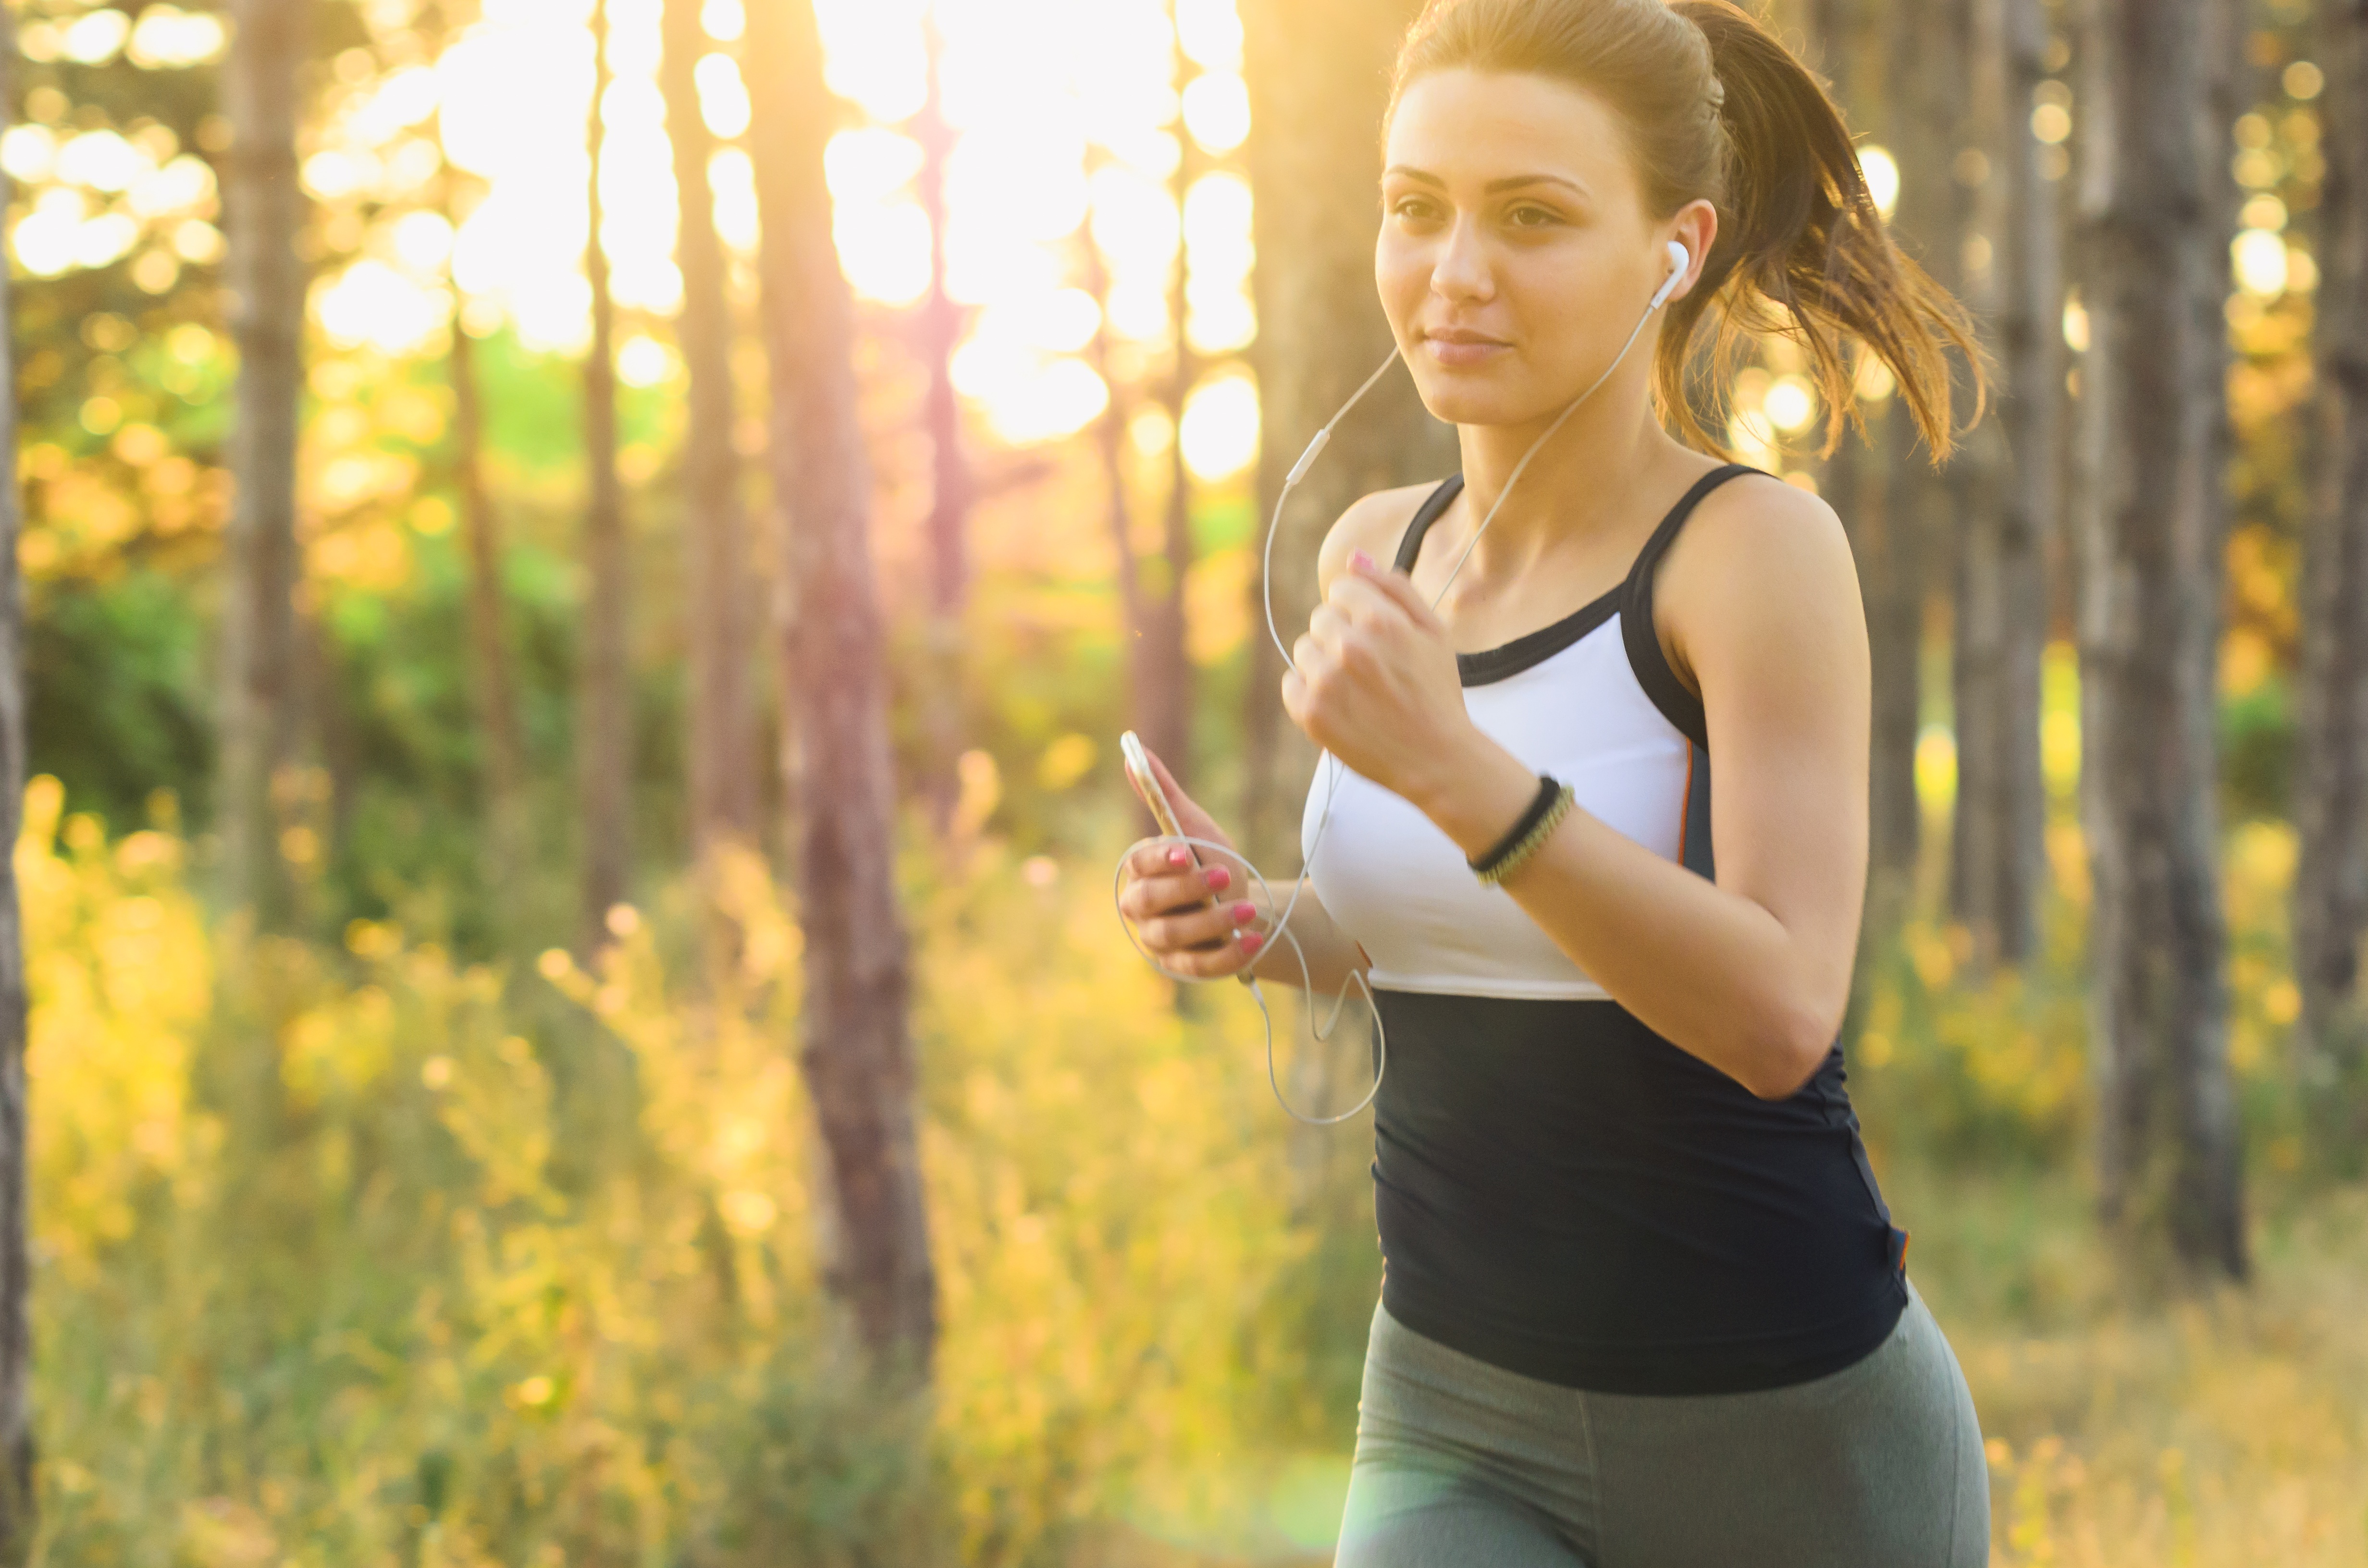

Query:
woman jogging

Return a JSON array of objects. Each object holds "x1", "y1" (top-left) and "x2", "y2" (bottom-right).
[{"x1": 1116, "y1": 0, "x2": 1990, "y2": 1561}]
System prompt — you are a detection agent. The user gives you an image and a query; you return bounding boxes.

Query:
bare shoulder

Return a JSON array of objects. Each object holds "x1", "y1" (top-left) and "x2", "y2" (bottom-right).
[
  {"x1": 1315, "y1": 480, "x2": 1447, "y2": 602},
  {"x1": 1655, "y1": 470, "x2": 1865, "y2": 690}
]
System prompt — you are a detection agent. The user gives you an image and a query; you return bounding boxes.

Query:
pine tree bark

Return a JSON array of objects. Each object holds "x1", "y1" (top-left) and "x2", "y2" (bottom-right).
[
  {"x1": 914, "y1": 21, "x2": 971, "y2": 842},
  {"x1": 659, "y1": 0, "x2": 754, "y2": 874},
  {"x1": 579, "y1": 0, "x2": 633, "y2": 955},
  {"x1": 1952, "y1": 0, "x2": 2055, "y2": 968},
  {"x1": 220, "y1": 0, "x2": 308, "y2": 926},
  {"x1": 747, "y1": 0, "x2": 937, "y2": 1375},
  {"x1": 449, "y1": 296, "x2": 528, "y2": 916},
  {"x1": 1810, "y1": 0, "x2": 1904, "y2": 972},
  {"x1": 0, "y1": 18, "x2": 36, "y2": 1553},
  {"x1": 2072, "y1": 0, "x2": 2246, "y2": 1279},
  {"x1": 1141, "y1": 24, "x2": 1200, "y2": 806},
  {"x1": 1236, "y1": 0, "x2": 1452, "y2": 874},
  {"x1": 1081, "y1": 224, "x2": 1150, "y2": 748},
  {"x1": 2294, "y1": 0, "x2": 2368, "y2": 1106},
  {"x1": 1869, "y1": 0, "x2": 1966, "y2": 913}
]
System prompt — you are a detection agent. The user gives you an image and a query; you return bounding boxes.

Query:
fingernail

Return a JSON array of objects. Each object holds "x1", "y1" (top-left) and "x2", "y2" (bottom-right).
[
  {"x1": 1240, "y1": 931, "x2": 1264, "y2": 952},
  {"x1": 1231, "y1": 901, "x2": 1256, "y2": 922},
  {"x1": 1204, "y1": 866, "x2": 1231, "y2": 890},
  {"x1": 1350, "y1": 548, "x2": 1374, "y2": 572},
  {"x1": 1168, "y1": 847, "x2": 1187, "y2": 865}
]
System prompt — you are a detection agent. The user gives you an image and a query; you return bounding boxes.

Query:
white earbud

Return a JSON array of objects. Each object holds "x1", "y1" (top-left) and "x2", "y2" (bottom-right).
[{"x1": 1650, "y1": 239, "x2": 1691, "y2": 310}]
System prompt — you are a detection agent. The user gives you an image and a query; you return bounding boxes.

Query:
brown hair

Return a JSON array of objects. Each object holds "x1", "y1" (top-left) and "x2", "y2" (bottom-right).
[{"x1": 1387, "y1": 0, "x2": 1986, "y2": 461}]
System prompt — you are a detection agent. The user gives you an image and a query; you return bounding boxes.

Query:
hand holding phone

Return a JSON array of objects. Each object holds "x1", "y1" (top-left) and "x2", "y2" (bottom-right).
[{"x1": 1117, "y1": 731, "x2": 1262, "y2": 967}]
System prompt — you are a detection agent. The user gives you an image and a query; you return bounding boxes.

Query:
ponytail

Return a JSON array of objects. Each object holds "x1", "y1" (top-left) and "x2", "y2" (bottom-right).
[
  {"x1": 1391, "y1": 0, "x2": 1987, "y2": 462},
  {"x1": 1669, "y1": 0, "x2": 1984, "y2": 459}
]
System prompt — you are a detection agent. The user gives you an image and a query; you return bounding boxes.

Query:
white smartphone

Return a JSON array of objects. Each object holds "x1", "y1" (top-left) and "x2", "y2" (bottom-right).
[
  {"x1": 1120, "y1": 729, "x2": 1226, "y2": 951},
  {"x1": 1120, "y1": 731, "x2": 1192, "y2": 855}
]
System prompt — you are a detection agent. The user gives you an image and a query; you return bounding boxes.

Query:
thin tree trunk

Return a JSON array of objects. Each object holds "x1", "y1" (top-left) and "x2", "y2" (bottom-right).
[
  {"x1": 220, "y1": 0, "x2": 308, "y2": 926},
  {"x1": 0, "y1": 17, "x2": 36, "y2": 1553},
  {"x1": 660, "y1": 0, "x2": 754, "y2": 877},
  {"x1": 2295, "y1": 0, "x2": 2368, "y2": 1111},
  {"x1": 579, "y1": 0, "x2": 632, "y2": 955},
  {"x1": 1081, "y1": 223, "x2": 1150, "y2": 732},
  {"x1": 1810, "y1": 0, "x2": 1904, "y2": 973},
  {"x1": 1952, "y1": 0, "x2": 2054, "y2": 968},
  {"x1": 747, "y1": 0, "x2": 937, "y2": 1375},
  {"x1": 915, "y1": 18, "x2": 971, "y2": 841},
  {"x1": 449, "y1": 292, "x2": 528, "y2": 915},
  {"x1": 2072, "y1": 0, "x2": 2245, "y2": 1280},
  {"x1": 1871, "y1": 0, "x2": 1965, "y2": 911},
  {"x1": 1135, "y1": 20, "x2": 1200, "y2": 812},
  {"x1": 1236, "y1": 0, "x2": 1450, "y2": 875},
  {"x1": 1992, "y1": 0, "x2": 2057, "y2": 963},
  {"x1": 1818, "y1": 0, "x2": 1913, "y2": 1056}
]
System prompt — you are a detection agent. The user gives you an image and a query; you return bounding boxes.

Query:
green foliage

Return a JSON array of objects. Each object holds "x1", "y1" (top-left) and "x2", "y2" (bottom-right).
[
  {"x1": 2220, "y1": 669, "x2": 2295, "y2": 823},
  {"x1": 26, "y1": 569, "x2": 213, "y2": 832}
]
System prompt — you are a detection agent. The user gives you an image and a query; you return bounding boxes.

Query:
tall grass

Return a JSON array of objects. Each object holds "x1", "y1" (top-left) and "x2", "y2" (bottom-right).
[{"x1": 16, "y1": 737, "x2": 2368, "y2": 1565}]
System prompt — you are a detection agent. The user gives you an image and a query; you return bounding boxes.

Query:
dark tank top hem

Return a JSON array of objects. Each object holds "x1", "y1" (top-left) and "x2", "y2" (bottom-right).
[{"x1": 1379, "y1": 1265, "x2": 1909, "y2": 1396}]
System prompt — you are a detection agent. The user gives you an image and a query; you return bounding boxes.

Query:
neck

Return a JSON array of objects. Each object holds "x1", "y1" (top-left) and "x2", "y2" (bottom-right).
[{"x1": 1446, "y1": 372, "x2": 1672, "y2": 583}]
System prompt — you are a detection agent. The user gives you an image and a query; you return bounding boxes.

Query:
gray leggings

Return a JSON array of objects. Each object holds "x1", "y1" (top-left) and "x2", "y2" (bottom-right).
[{"x1": 1335, "y1": 1280, "x2": 1988, "y2": 1568}]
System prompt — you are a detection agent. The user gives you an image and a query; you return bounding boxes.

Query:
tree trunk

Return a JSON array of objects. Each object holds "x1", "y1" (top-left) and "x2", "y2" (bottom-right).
[
  {"x1": 1809, "y1": 0, "x2": 1907, "y2": 971},
  {"x1": 914, "y1": 20, "x2": 971, "y2": 842},
  {"x1": 449, "y1": 289, "x2": 528, "y2": 919},
  {"x1": 1236, "y1": 0, "x2": 1452, "y2": 875},
  {"x1": 1952, "y1": 0, "x2": 2055, "y2": 968},
  {"x1": 1869, "y1": 0, "x2": 1966, "y2": 914},
  {"x1": 660, "y1": 0, "x2": 755, "y2": 878},
  {"x1": 0, "y1": 19, "x2": 36, "y2": 1554},
  {"x1": 1141, "y1": 23, "x2": 1200, "y2": 807},
  {"x1": 579, "y1": 0, "x2": 632, "y2": 955},
  {"x1": 2072, "y1": 0, "x2": 2246, "y2": 1280},
  {"x1": 1081, "y1": 221, "x2": 1150, "y2": 747},
  {"x1": 2293, "y1": 0, "x2": 2368, "y2": 1119},
  {"x1": 220, "y1": 0, "x2": 308, "y2": 926},
  {"x1": 747, "y1": 0, "x2": 937, "y2": 1376}
]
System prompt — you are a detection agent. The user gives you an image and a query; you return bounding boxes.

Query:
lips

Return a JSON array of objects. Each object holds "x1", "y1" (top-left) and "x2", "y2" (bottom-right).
[{"x1": 1420, "y1": 328, "x2": 1511, "y2": 367}]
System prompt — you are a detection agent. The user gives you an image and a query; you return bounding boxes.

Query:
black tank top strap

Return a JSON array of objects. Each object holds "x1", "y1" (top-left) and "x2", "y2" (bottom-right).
[
  {"x1": 1617, "y1": 463, "x2": 1766, "y2": 752},
  {"x1": 1391, "y1": 473, "x2": 1466, "y2": 573}
]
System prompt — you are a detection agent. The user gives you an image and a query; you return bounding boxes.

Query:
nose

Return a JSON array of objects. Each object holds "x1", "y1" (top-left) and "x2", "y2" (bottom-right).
[{"x1": 1430, "y1": 210, "x2": 1494, "y2": 307}]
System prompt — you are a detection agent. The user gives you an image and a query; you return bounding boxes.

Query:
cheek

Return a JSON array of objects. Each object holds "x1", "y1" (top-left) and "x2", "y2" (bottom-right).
[{"x1": 1374, "y1": 235, "x2": 1428, "y2": 321}]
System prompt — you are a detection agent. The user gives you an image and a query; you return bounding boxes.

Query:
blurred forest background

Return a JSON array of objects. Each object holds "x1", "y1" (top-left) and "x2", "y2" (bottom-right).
[{"x1": 0, "y1": 0, "x2": 2359, "y2": 1560}]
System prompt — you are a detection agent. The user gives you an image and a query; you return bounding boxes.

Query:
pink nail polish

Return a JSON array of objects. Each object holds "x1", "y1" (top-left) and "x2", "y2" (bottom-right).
[
  {"x1": 1232, "y1": 901, "x2": 1256, "y2": 921},
  {"x1": 1240, "y1": 931, "x2": 1264, "y2": 952},
  {"x1": 1169, "y1": 847, "x2": 1187, "y2": 865},
  {"x1": 1350, "y1": 548, "x2": 1374, "y2": 571},
  {"x1": 1205, "y1": 866, "x2": 1231, "y2": 890}
]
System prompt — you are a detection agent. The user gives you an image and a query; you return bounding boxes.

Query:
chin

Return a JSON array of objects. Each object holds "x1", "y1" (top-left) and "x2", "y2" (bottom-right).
[{"x1": 1408, "y1": 371, "x2": 1535, "y2": 429}]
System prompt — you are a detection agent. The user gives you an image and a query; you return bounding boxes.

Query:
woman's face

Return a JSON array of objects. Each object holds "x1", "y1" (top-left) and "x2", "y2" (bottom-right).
[{"x1": 1378, "y1": 68, "x2": 1698, "y2": 428}]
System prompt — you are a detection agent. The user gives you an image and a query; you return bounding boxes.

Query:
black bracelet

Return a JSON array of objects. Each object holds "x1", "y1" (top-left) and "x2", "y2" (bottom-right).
[{"x1": 1468, "y1": 772, "x2": 1563, "y2": 878}]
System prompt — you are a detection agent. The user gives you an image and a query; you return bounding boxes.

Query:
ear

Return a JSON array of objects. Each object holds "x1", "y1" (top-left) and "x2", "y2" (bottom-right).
[
  {"x1": 1652, "y1": 239, "x2": 1690, "y2": 309},
  {"x1": 1658, "y1": 200, "x2": 1718, "y2": 306}
]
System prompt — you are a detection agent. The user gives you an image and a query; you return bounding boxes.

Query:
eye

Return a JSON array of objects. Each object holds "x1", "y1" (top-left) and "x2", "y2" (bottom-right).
[
  {"x1": 1505, "y1": 203, "x2": 1562, "y2": 229},
  {"x1": 1389, "y1": 196, "x2": 1443, "y2": 223}
]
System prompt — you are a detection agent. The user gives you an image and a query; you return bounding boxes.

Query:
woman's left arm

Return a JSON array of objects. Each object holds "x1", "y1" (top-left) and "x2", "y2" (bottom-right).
[{"x1": 1293, "y1": 479, "x2": 1869, "y2": 1100}]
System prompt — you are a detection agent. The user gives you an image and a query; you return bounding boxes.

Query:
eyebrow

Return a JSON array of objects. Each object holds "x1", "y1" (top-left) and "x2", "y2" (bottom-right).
[{"x1": 1383, "y1": 166, "x2": 1592, "y2": 199}]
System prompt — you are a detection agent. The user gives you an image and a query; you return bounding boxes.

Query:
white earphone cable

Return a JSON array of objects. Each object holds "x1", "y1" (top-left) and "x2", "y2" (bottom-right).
[{"x1": 1116, "y1": 244, "x2": 1689, "y2": 1124}]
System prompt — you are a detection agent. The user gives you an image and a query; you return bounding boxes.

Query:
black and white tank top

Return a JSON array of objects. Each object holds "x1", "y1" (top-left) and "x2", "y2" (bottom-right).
[
  {"x1": 1302, "y1": 467, "x2": 1724, "y2": 994},
  {"x1": 1302, "y1": 463, "x2": 1910, "y2": 1396}
]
